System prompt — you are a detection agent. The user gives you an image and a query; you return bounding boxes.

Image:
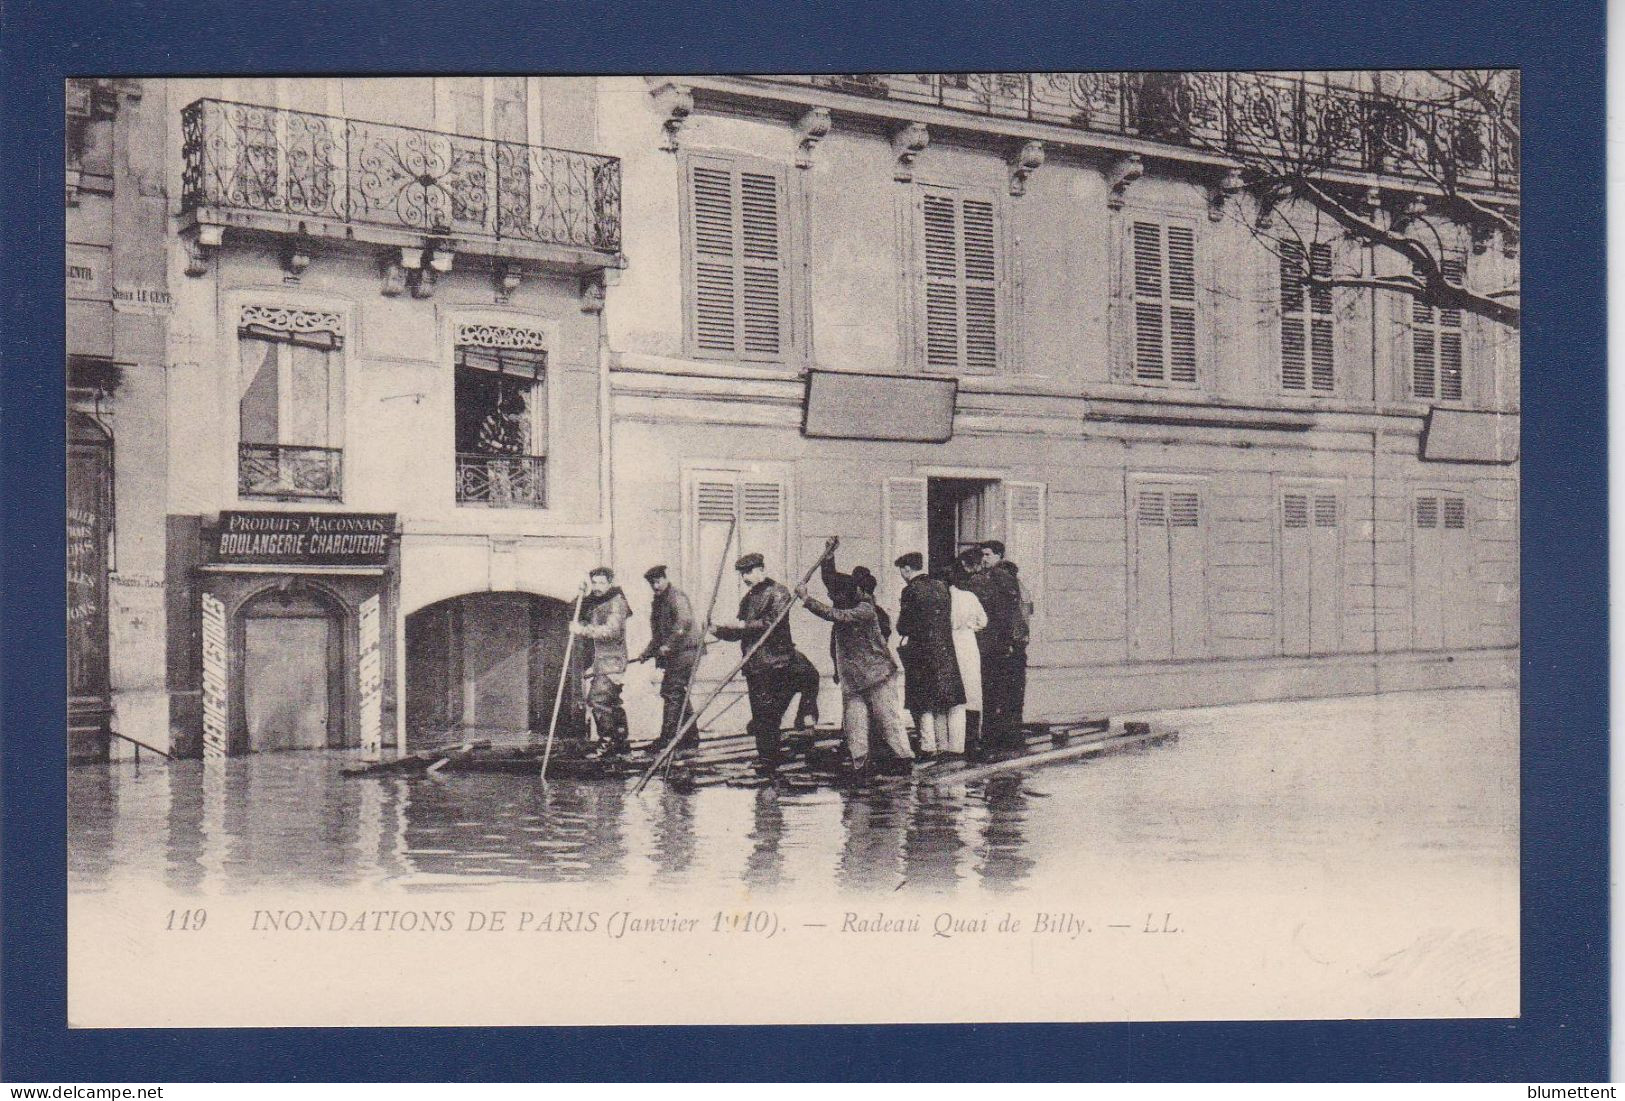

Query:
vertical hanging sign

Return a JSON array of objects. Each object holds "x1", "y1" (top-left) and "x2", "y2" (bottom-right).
[
  {"x1": 200, "y1": 593, "x2": 228, "y2": 759},
  {"x1": 358, "y1": 594, "x2": 382, "y2": 760}
]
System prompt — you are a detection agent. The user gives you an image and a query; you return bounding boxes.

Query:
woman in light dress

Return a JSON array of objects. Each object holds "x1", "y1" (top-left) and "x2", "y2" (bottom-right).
[{"x1": 944, "y1": 549, "x2": 988, "y2": 756}]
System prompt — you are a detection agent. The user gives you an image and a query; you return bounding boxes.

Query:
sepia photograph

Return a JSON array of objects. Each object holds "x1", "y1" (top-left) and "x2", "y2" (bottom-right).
[{"x1": 63, "y1": 69, "x2": 1521, "y2": 1027}]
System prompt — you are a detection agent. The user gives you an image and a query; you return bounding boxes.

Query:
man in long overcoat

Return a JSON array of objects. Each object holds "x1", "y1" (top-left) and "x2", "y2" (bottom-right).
[{"x1": 894, "y1": 552, "x2": 965, "y2": 755}]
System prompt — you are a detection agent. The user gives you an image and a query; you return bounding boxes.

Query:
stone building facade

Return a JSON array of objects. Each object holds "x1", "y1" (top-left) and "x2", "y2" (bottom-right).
[{"x1": 65, "y1": 72, "x2": 1519, "y2": 759}]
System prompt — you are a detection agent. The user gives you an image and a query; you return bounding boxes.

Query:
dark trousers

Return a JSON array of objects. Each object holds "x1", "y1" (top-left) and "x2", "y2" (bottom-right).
[
  {"x1": 981, "y1": 647, "x2": 1028, "y2": 744},
  {"x1": 587, "y1": 674, "x2": 629, "y2": 749},
  {"x1": 656, "y1": 651, "x2": 699, "y2": 746},
  {"x1": 786, "y1": 649, "x2": 821, "y2": 727},
  {"x1": 744, "y1": 663, "x2": 799, "y2": 765}
]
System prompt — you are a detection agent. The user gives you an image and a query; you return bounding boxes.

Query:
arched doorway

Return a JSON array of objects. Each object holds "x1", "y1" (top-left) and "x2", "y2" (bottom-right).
[
  {"x1": 405, "y1": 592, "x2": 579, "y2": 749},
  {"x1": 235, "y1": 584, "x2": 347, "y2": 752}
]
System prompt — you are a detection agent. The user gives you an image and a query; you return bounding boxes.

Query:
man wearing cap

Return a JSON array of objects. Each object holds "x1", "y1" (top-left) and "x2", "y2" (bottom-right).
[
  {"x1": 712, "y1": 553, "x2": 808, "y2": 768},
  {"x1": 570, "y1": 566, "x2": 633, "y2": 756},
  {"x1": 636, "y1": 565, "x2": 701, "y2": 751}
]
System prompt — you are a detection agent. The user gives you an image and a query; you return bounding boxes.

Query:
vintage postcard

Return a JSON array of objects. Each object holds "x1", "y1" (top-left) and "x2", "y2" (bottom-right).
[{"x1": 65, "y1": 70, "x2": 1519, "y2": 1027}]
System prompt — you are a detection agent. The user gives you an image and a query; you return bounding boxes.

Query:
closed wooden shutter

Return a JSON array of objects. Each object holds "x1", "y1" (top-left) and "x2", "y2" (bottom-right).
[
  {"x1": 686, "y1": 469, "x2": 790, "y2": 608},
  {"x1": 1411, "y1": 494, "x2": 1443, "y2": 649},
  {"x1": 1131, "y1": 488, "x2": 1173, "y2": 660},
  {"x1": 1131, "y1": 482, "x2": 1206, "y2": 660},
  {"x1": 1280, "y1": 241, "x2": 1335, "y2": 393},
  {"x1": 882, "y1": 477, "x2": 929, "y2": 612},
  {"x1": 1410, "y1": 257, "x2": 1466, "y2": 402},
  {"x1": 1004, "y1": 481, "x2": 1046, "y2": 626},
  {"x1": 686, "y1": 159, "x2": 788, "y2": 361},
  {"x1": 1131, "y1": 219, "x2": 1199, "y2": 385},
  {"x1": 1309, "y1": 493, "x2": 1341, "y2": 652},
  {"x1": 1280, "y1": 492, "x2": 1312, "y2": 655},
  {"x1": 920, "y1": 189, "x2": 999, "y2": 374}
]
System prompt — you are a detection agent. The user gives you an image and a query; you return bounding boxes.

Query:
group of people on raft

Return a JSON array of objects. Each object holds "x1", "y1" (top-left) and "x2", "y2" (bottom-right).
[{"x1": 566, "y1": 539, "x2": 1031, "y2": 776}]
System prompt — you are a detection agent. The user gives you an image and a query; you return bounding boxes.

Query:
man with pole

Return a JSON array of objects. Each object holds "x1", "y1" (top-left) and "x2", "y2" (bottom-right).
[
  {"x1": 712, "y1": 551, "x2": 818, "y2": 771},
  {"x1": 635, "y1": 564, "x2": 702, "y2": 753},
  {"x1": 570, "y1": 566, "x2": 633, "y2": 758}
]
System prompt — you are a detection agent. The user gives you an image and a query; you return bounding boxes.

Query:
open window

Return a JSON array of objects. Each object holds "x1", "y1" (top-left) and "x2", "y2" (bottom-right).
[
  {"x1": 237, "y1": 305, "x2": 344, "y2": 500},
  {"x1": 453, "y1": 327, "x2": 548, "y2": 508}
]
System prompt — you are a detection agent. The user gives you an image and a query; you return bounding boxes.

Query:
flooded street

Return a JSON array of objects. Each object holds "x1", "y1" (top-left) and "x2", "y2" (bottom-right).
[{"x1": 69, "y1": 687, "x2": 1517, "y2": 898}]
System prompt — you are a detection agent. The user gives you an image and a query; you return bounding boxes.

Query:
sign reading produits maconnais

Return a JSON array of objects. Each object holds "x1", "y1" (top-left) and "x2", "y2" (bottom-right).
[
  {"x1": 200, "y1": 593, "x2": 228, "y2": 759},
  {"x1": 357, "y1": 594, "x2": 383, "y2": 759},
  {"x1": 212, "y1": 512, "x2": 397, "y2": 566}
]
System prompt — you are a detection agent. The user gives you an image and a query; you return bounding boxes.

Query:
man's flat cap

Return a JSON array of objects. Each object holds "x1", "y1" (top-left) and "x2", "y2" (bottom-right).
[{"x1": 734, "y1": 552, "x2": 765, "y2": 573}]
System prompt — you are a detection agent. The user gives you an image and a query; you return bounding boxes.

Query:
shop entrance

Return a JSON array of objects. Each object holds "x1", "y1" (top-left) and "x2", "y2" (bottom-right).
[
  {"x1": 927, "y1": 478, "x2": 998, "y2": 573},
  {"x1": 239, "y1": 587, "x2": 346, "y2": 751},
  {"x1": 405, "y1": 592, "x2": 579, "y2": 748}
]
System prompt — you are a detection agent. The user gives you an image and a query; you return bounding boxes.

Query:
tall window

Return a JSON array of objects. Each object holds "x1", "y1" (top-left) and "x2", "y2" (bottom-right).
[
  {"x1": 1279, "y1": 240, "x2": 1335, "y2": 393},
  {"x1": 1128, "y1": 218, "x2": 1199, "y2": 385},
  {"x1": 918, "y1": 187, "x2": 999, "y2": 374},
  {"x1": 1411, "y1": 490, "x2": 1474, "y2": 649},
  {"x1": 237, "y1": 306, "x2": 344, "y2": 500},
  {"x1": 685, "y1": 466, "x2": 790, "y2": 598},
  {"x1": 1410, "y1": 256, "x2": 1467, "y2": 402},
  {"x1": 684, "y1": 155, "x2": 790, "y2": 362},
  {"x1": 453, "y1": 325, "x2": 548, "y2": 508}
]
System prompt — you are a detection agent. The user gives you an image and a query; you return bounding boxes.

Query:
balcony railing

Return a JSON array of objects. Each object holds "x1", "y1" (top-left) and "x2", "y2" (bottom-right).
[
  {"x1": 181, "y1": 99, "x2": 622, "y2": 253},
  {"x1": 239, "y1": 444, "x2": 343, "y2": 500},
  {"x1": 760, "y1": 73, "x2": 1518, "y2": 194},
  {"x1": 456, "y1": 453, "x2": 547, "y2": 508}
]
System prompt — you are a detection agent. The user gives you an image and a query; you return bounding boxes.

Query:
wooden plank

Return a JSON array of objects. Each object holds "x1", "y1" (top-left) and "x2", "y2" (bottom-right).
[{"x1": 927, "y1": 728, "x2": 1174, "y2": 788}]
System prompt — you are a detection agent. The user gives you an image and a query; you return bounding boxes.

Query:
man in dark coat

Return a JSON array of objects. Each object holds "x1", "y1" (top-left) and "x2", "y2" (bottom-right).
[
  {"x1": 976, "y1": 540, "x2": 1030, "y2": 747},
  {"x1": 795, "y1": 566, "x2": 912, "y2": 773},
  {"x1": 894, "y1": 552, "x2": 965, "y2": 755},
  {"x1": 712, "y1": 552, "x2": 813, "y2": 768},
  {"x1": 571, "y1": 566, "x2": 633, "y2": 756},
  {"x1": 636, "y1": 565, "x2": 702, "y2": 751}
]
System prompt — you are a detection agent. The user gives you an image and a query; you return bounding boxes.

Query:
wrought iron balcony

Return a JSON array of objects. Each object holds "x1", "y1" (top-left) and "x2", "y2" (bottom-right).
[
  {"x1": 239, "y1": 444, "x2": 343, "y2": 500},
  {"x1": 181, "y1": 99, "x2": 622, "y2": 254},
  {"x1": 456, "y1": 453, "x2": 548, "y2": 508},
  {"x1": 759, "y1": 72, "x2": 1518, "y2": 194}
]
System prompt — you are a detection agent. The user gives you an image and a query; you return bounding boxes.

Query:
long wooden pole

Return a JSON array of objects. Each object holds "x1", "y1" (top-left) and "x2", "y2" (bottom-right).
[
  {"x1": 925, "y1": 727, "x2": 1173, "y2": 788},
  {"x1": 658, "y1": 517, "x2": 737, "y2": 780},
  {"x1": 635, "y1": 536, "x2": 838, "y2": 793},
  {"x1": 539, "y1": 587, "x2": 587, "y2": 784}
]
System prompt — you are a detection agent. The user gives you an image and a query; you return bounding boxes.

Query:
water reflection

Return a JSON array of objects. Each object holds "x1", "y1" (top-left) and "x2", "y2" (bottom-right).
[{"x1": 67, "y1": 690, "x2": 1519, "y2": 898}]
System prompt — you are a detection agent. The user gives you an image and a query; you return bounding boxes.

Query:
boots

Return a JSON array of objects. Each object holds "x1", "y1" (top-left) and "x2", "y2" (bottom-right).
[{"x1": 752, "y1": 725, "x2": 782, "y2": 771}]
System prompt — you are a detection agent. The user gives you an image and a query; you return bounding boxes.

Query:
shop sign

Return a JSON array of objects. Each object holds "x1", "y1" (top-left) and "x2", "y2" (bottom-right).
[{"x1": 212, "y1": 511, "x2": 397, "y2": 566}]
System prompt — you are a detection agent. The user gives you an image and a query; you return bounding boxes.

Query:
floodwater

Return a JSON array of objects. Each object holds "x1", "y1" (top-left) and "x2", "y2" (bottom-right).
[{"x1": 68, "y1": 688, "x2": 1517, "y2": 898}]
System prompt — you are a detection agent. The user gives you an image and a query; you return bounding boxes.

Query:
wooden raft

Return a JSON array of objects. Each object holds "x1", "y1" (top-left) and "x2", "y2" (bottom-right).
[{"x1": 341, "y1": 716, "x2": 1176, "y2": 790}]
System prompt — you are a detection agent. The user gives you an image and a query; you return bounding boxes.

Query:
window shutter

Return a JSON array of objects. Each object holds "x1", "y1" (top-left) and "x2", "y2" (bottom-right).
[
  {"x1": 1281, "y1": 241, "x2": 1335, "y2": 393},
  {"x1": 922, "y1": 193, "x2": 960, "y2": 371},
  {"x1": 1280, "y1": 492, "x2": 1311, "y2": 655},
  {"x1": 739, "y1": 479, "x2": 787, "y2": 583},
  {"x1": 1309, "y1": 493, "x2": 1340, "y2": 652},
  {"x1": 1131, "y1": 487, "x2": 1172, "y2": 660},
  {"x1": 882, "y1": 477, "x2": 929, "y2": 612},
  {"x1": 1166, "y1": 226, "x2": 1198, "y2": 384},
  {"x1": 1409, "y1": 257, "x2": 1466, "y2": 402},
  {"x1": 920, "y1": 190, "x2": 999, "y2": 374},
  {"x1": 1131, "y1": 219, "x2": 1198, "y2": 385},
  {"x1": 1411, "y1": 493, "x2": 1444, "y2": 649},
  {"x1": 1004, "y1": 481, "x2": 1045, "y2": 625},
  {"x1": 739, "y1": 171, "x2": 786, "y2": 358},
  {"x1": 1279, "y1": 242, "x2": 1307, "y2": 392},
  {"x1": 690, "y1": 164, "x2": 737, "y2": 355},
  {"x1": 1308, "y1": 244, "x2": 1335, "y2": 393},
  {"x1": 687, "y1": 160, "x2": 787, "y2": 361},
  {"x1": 691, "y1": 477, "x2": 738, "y2": 599},
  {"x1": 1132, "y1": 221, "x2": 1165, "y2": 381}
]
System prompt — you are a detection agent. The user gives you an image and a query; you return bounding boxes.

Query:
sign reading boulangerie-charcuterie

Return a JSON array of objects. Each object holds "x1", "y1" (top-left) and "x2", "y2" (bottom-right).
[{"x1": 212, "y1": 511, "x2": 396, "y2": 566}]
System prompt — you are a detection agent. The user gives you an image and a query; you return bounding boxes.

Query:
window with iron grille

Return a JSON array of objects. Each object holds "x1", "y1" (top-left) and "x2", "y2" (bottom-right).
[
  {"x1": 1127, "y1": 218, "x2": 1200, "y2": 386},
  {"x1": 918, "y1": 186, "x2": 1000, "y2": 374},
  {"x1": 1280, "y1": 240, "x2": 1335, "y2": 393},
  {"x1": 683, "y1": 155, "x2": 790, "y2": 362},
  {"x1": 237, "y1": 306, "x2": 344, "y2": 501},
  {"x1": 1410, "y1": 257, "x2": 1467, "y2": 402},
  {"x1": 453, "y1": 336, "x2": 548, "y2": 509}
]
